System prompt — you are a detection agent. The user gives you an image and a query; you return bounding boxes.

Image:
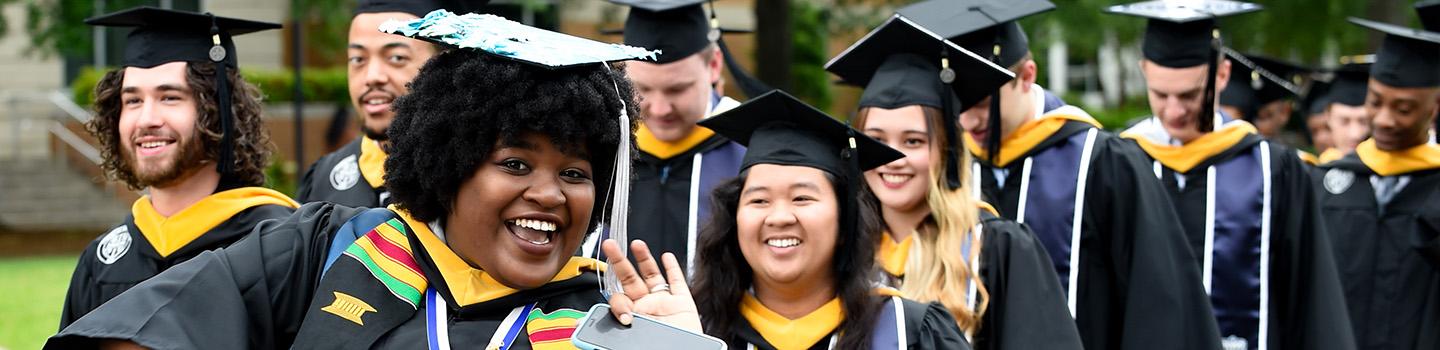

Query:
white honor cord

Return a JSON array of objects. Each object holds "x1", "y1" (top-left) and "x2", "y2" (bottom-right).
[
  {"x1": 1066, "y1": 128, "x2": 1098, "y2": 316},
  {"x1": 1257, "y1": 142, "x2": 1273, "y2": 350}
]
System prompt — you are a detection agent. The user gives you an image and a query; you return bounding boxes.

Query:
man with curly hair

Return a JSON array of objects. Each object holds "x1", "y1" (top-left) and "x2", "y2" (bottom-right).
[
  {"x1": 296, "y1": 0, "x2": 470, "y2": 207},
  {"x1": 58, "y1": 7, "x2": 299, "y2": 328}
]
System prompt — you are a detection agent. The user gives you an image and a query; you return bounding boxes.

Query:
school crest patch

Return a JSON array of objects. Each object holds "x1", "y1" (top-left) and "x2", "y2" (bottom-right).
[
  {"x1": 525, "y1": 308, "x2": 586, "y2": 350},
  {"x1": 330, "y1": 154, "x2": 361, "y2": 191},
  {"x1": 97, "y1": 226, "x2": 131, "y2": 265},
  {"x1": 1324, "y1": 168, "x2": 1354, "y2": 195}
]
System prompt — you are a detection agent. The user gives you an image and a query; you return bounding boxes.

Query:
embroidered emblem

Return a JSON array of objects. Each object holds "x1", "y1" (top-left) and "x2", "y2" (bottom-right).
[
  {"x1": 96, "y1": 226, "x2": 131, "y2": 265},
  {"x1": 1221, "y1": 335, "x2": 1249, "y2": 350},
  {"x1": 1324, "y1": 168, "x2": 1354, "y2": 195},
  {"x1": 525, "y1": 308, "x2": 586, "y2": 350},
  {"x1": 330, "y1": 155, "x2": 361, "y2": 191},
  {"x1": 342, "y1": 218, "x2": 426, "y2": 307},
  {"x1": 321, "y1": 291, "x2": 376, "y2": 326}
]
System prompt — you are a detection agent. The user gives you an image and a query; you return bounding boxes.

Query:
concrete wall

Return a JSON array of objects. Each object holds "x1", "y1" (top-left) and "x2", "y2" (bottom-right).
[{"x1": 0, "y1": 2, "x2": 65, "y2": 90}]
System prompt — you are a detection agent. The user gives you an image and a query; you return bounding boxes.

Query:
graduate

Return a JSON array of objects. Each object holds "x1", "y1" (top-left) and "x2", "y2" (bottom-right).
[
  {"x1": 898, "y1": 1, "x2": 1216, "y2": 349},
  {"x1": 690, "y1": 90, "x2": 969, "y2": 350},
  {"x1": 1318, "y1": 62, "x2": 1373, "y2": 164},
  {"x1": 1108, "y1": 1, "x2": 1354, "y2": 349},
  {"x1": 296, "y1": 0, "x2": 468, "y2": 207},
  {"x1": 59, "y1": 7, "x2": 298, "y2": 329},
  {"x1": 1303, "y1": 78, "x2": 1335, "y2": 155},
  {"x1": 1314, "y1": 15, "x2": 1440, "y2": 350},
  {"x1": 1218, "y1": 53, "x2": 1303, "y2": 141},
  {"x1": 825, "y1": 12, "x2": 1082, "y2": 350},
  {"x1": 598, "y1": 0, "x2": 755, "y2": 271},
  {"x1": 48, "y1": 11, "x2": 702, "y2": 349}
]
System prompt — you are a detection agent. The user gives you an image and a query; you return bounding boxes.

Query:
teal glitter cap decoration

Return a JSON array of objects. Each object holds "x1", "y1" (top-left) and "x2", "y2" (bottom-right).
[{"x1": 380, "y1": 10, "x2": 659, "y2": 68}]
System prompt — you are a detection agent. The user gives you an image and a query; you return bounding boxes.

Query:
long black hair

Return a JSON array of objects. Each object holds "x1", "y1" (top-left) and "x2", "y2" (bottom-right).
[{"x1": 690, "y1": 169, "x2": 884, "y2": 348}]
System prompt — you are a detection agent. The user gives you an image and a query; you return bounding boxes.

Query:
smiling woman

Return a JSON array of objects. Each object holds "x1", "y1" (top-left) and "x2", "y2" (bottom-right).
[
  {"x1": 48, "y1": 15, "x2": 701, "y2": 350},
  {"x1": 690, "y1": 91, "x2": 969, "y2": 350}
]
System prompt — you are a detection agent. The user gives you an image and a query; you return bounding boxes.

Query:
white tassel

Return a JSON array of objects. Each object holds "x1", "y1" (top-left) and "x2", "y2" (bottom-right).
[{"x1": 600, "y1": 64, "x2": 632, "y2": 298}]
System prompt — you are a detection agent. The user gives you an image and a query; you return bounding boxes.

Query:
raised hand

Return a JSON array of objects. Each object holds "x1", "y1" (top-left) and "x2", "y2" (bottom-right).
[{"x1": 601, "y1": 239, "x2": 702, "y2": 332}]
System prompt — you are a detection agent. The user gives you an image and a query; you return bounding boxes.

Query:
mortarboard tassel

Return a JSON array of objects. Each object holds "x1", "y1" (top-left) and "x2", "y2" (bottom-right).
[
  {"x1": 209, "y1": 14, "x2": 235, "y2": 179},
  {"x1": 600, "y1": 63, "x2": 634, "y2": 298},
  {"x1": 938, "y1": 49, "x2": 963, "y2": 190},
  {"x1": 1199, "y1": 27, "x2": 1220, "y2": 133}
]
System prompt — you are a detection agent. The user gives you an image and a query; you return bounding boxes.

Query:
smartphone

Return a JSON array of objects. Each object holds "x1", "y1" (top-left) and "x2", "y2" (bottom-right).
[{"x1": 571, "y1": 304, "x2": 727, "y2": 350}]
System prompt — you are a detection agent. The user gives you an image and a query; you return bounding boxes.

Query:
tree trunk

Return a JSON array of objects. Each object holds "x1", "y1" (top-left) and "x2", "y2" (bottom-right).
[{"x1": 755, "y1": 0, "x2": 793, "y2": 92}]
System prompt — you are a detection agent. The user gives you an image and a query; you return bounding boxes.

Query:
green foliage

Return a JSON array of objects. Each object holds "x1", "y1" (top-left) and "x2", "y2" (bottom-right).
[
  {"x1": 790, "y1": 1, "x2": 833, "y2": 111},
  {"x1": 265, "y1": 157, "x2": 298, "y2": 198},
  {"x1": 292, "y1": 0, "x2": 356, "y2": 62},
  {"x1": 70, "y1": 66, "x2": 350, "y2": 106},
  {"x1": 22, "y1": 0, "x2": 148, "y2": 59}
]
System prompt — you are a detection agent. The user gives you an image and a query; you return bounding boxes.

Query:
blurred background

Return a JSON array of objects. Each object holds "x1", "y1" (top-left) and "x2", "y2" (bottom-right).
[{"x1": 0, "y1": 0, "x2": 1417, "y2": 348}]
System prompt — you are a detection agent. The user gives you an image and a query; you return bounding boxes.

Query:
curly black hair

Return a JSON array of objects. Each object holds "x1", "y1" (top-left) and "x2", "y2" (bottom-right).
[
  {"x1": 385, "y1": 49, "x2": 639, "y2": 229},
  {"x1": 89, "y1": 62, "x2": 273, "y2": 190}
]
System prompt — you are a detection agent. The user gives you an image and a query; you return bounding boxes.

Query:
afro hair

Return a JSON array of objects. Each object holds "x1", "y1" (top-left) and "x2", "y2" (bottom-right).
[{"x1": 384, "y1": 49, "x2": 639, "y2": 228}]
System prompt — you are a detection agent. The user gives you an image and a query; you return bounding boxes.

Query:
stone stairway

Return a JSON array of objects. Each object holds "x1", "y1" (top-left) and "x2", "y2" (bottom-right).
[{"x1": 0, "y1": 160, "x2": 130, "y2": 233}]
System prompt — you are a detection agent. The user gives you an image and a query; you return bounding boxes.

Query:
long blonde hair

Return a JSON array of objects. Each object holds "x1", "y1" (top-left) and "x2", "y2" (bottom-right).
[{"x1": 857, "y1": 106, "x2": 989, "y2": 335}]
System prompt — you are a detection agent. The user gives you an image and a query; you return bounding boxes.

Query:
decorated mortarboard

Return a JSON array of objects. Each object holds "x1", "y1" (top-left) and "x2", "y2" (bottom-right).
[
  {"x1": 1350, "y1": 17, "x2": 1440, "y2": 88},
  {"x1": 897, "y1": 0, "x2": 1055, "y2": 68},
  {"x1": 604, "y1": 0, "x2": 772, "y2": 97},
  {"x1": 355, "y1": 0, "x2": 479, "y2": 17},
  {"x1": 380, "y1": 10, "x2": 658, "y2": 68},
  {"x1": 1106, "y1": 0, "x2": 1261, "y2": 132},
  {"x1": 382, "y1": 9, "x2": 657, "y2": 297},
  {"x1": 826, "y1": 13, "x2": 1014, "y2": 187},
  {"x1": 1328, "y1": 61, "x2": 1372, "y2": 107},
  {"x1": 1219, "y1": 51, "x2": 1301, "y2": 119},
  {"x1": 85, "y1": 7, "x2": 281, "y2": 185}
]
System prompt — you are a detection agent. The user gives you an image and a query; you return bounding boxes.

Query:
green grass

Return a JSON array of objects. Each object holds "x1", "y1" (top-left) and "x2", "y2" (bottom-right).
[{"x1": 0, "y1": 255, "x2": 78, "y2": 350}]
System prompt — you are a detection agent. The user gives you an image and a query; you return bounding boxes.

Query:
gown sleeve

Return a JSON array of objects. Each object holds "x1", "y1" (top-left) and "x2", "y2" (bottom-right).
[
  {"x1": 908, "y1": 300, "x2": 972, "y2": 350},
  {"x1": 975, "y1": 219, "x2": 1084, "y2": 350},
  {"x1": 1090, "y1": 137, "x2": 1222, "y2": 350},
  {"x1": 1418, "y1": 210, "x2": 1440, "y2": 268},
  {"x1": 45, "y1": 203, "x2": 365, "y2": 350},
  {"x1": 57, "y1": 241, "x2": 100, "y2": 330},
  {"x1": 295, "y1": 159, "x2": 322, "y2": 203},
  {"x1": 1269, "y1": 146, "x2": 1356, "y2": 350}
]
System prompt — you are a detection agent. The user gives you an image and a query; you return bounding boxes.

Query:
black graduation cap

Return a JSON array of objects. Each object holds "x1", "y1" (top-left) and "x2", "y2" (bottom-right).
[
  {"x1": 355, "y1": 0, "x2": 471, "y2": 17},
  {"x1": 1106, "y1": 0, "x2": 1261, "y2": 132},
  {"x1": 1418, "y1": 0, "x2": 1440, "y2": 32},
  {"x1": 85, "y1": 7, "x2": 281, "y2": 183},
  {"x1": 700, "y1": 90, "x2": 904, "y2": 175},
  {"x1": 84, "y1": 7, "x2": 280, "y2": 70},
  {"x1": 1350, "y1": 17, "x2": 1440, "y2": 88},
  {"x1": 825, "y1": 13, "x2": 1014, "y2": 187},
  {"x1": 1302, "y1": 79, "x2": 1332, "y2": 116},
  {"x1": 1219, "y1": 51, "x2": 1301, "y2": 120},
  {"x1": 605, "y1": 0, "x2": 772, "y2": 98},
  {"x1": 699, "y1": 90, "x2": 902, "y2": 258},
  {"x1": 1328, "y1": 62, "x2": 1372, "y2": 107},
  {"x1": 897, "y1": 0, "x2": 1055, "y2": 68}
]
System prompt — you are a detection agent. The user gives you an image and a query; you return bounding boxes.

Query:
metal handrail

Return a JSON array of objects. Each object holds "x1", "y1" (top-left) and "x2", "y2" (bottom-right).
[{"x1": 48, "y1": 120, "x2": 102, "y2": 165}]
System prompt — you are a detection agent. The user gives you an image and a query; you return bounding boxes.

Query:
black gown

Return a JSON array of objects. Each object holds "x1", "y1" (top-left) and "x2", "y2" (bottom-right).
[
  {"x1": 49, "y1": 204, "x2": 609, "y2": 350},
  {"x1": 876, "y1": 208, "x2": 1082, "y2": 350},
  {"x1": 297, "y1": 136, "x2": 388, "y2": 207},
  {"x1": 724, "y1": 294, "x2": 970, "y2": 350},
  {"x1": 1124, "y1": 118, "x2": 1354, "y2": 350},
  {"x1": 1314, "y1": 140, "x2": 1440, "y2": 350},
  {"x1": 58, "y1": 186, "x2": 297, "y2": 329},
  {"x1": 969, "y1": 100, "x2": 1220, "y2": 350},
  {"x1": 617, "y1": 124, "x2": 744, "y2": 273}
]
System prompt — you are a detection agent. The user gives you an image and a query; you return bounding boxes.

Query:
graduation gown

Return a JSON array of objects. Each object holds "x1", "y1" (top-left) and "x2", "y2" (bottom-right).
[
  {"x1": 297, "y1": 136, "x2": 389, "y2": 207},
  {"x1": 875, "y1": 206, "x2": 1083, "y2": 350},
  {"x1": 58, "y1": 186, "x2": 297, "y2": 329},
  {"x1": 1314, "y1": 140, "x2": 1440, "y2": 350},
  {"x1": 615, "y1": 97, "x2": 745, "y2": 271},
  {"x1": 49, "y1": 204, "x2": 608, "y2": 350},
  {"x1": 1124, "y1": 117, "x2": 1354, "y2": 350},
  {"x1": 966, "y1": 86, "x2": 1220, "y2": 350},
  {"x1": 724, "y1": 294, "x2": 969, "y2": 350}
]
